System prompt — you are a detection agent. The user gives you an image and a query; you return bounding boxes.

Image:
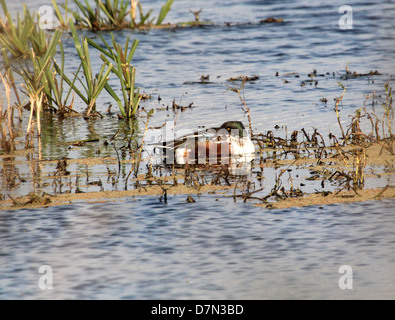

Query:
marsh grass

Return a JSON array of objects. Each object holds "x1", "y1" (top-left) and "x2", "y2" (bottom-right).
[
  {"x1": 341, "y1": 82, "x2": 393, "y2": 154},
  {"x1": 99, "y1": 0, "x2": 131, "y2": 28},
  {"x1": 45, "y1": 40, "x2": 80, "y2": 116},
  {"x1": 1, "y1": 49, "x2": 23, "y2": 109},
  {"x1": 15, "y1": 30, "x2": 73, "y2": 115},
  {"x1": 51, "y1": 0, "x2": 69, "y2": 29},
  {"x1": 156, "y1": 0, "x2": 174, "y2": 25},
  {"x1": 0, "y1": 73, "x2": 16, "y2": 152},
  {"x1": 16, "y1": 49, "x2": 50, "y2": 141},
  {"x1": 57, "y1": 20, "x2": 113, "y2": 116},
  {"x1": 60, "y1": 0, "x2": 175, "y2": 30},
  {"x1": 0, "y1": 0, "x2": 50, "y2": 58},
  {"x1": 328, "y1": 82, "x2": 393, "y2": 189},
  {"x1": 382, "y1": 82, "x2": 394, "y2": 154},
  {"x1": 335, "y1": 81, "x2": 347, "y2": 141},
  {"x1": 0, "y1": 1, "x2": 35, "y2": 58},
  {"x1": 12, "y1": 29, "x2": 67, "y2": 141},
  {"x1": 87, "y1": 33, "x2": 141, "y2": 119}
]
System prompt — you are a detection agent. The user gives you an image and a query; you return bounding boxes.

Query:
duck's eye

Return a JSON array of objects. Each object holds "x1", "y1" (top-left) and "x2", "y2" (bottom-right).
[{"x1": 227, "y1": 127, "x2": 231, "y2": 131}]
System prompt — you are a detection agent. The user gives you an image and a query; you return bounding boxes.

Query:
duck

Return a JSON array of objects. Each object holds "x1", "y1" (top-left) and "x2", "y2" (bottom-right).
[{"x1": 154, "y1": 121, "x2": 255, "y2": 164}]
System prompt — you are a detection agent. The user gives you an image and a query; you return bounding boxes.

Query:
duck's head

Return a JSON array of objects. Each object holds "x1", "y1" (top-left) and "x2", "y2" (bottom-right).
[{"x1": 219, "y1": 121, "x2": 248, "y2": 138}]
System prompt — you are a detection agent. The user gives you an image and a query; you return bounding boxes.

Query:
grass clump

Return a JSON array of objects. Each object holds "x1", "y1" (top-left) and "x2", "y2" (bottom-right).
[
  {"x1": 87, "y1": 33, "x2": 141, "y2": 119},
  {"x1": 55, "y1": 20, "x2": 113, "y2": 116},
  {"x1": 0, "y1": 0, "x2": 51, "y2": 58},
  {"x1": 58, "y1": 0, "x2": 175, "y2": 30},
  {"x1": 14, "y1": 30, "x2": 74, "y2": 115}
]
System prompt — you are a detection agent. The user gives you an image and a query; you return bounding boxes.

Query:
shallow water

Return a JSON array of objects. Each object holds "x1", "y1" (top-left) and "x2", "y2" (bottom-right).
[
  {"x1": 1, "y1": 196, "x2": 394, "y2": 299},
  {"x1": 0, "y1": 0, "x2": 394, "y2": 299}
]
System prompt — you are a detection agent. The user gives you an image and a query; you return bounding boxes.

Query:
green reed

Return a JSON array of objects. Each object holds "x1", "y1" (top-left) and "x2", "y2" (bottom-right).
[
  {"x1": 64, "y1": 0, "x2": 103, "y2": 30},
  {"x1": 0, "y1": 0, "x2": 50, "y2": 58},
  {"x1": 156, "y1": 0, "x2": 174, "y2": 25},
  {"x1": 60, "y1": 0, "x2": 175, "y2": 30},
  {"x1": 87, "y1": 33, "x2": 141, "y2": 118},
  {"x1": 0, "y1": 1, "x2": 34, "y2": 58},
  {"x1": 55, "y1": 20, "x2": 113, "y2": 116},
  {"x1": 51, "y1": 0, "x2": 69, "y2": 29},
  {"x1": 38, "y1": 30, "x2": 78, "y2": 114},
  {"x1": 13, "y1": 33, "x2": 61, "y2": 139},
  {"x1": 13, "y1": 29, "x2": 75, "y2": 115},
  {"x1": 99, "y1": 0, "x2": 130, "y2": 28}
]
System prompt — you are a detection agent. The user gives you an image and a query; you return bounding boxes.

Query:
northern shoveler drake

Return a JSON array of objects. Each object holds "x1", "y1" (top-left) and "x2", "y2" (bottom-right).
[{"x1": 154, "y1": 121, "x2": 255, "y2": 164}]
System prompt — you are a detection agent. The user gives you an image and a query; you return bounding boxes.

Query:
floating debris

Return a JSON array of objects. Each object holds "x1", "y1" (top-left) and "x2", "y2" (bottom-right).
[
  {"x1": 340, "y1": 69, "x2": 382, "y2": 79},
  {"x1": 260, "y1": 17, "x2": 284, "y2": 23},
  {"x1": 183, "y1": 75, "x2": 214, "y2": 85},
  {"x1": 227, "y1": 75, "x2": 259, "y2": 82},
  {"x1": 172, "y1": 99, "x2": 194, "y2": 112}
]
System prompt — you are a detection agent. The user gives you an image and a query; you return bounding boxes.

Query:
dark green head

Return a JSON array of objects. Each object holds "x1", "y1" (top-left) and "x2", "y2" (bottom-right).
[{"x1": 219, "y1": 121, "x2": 247, "y2": 138}]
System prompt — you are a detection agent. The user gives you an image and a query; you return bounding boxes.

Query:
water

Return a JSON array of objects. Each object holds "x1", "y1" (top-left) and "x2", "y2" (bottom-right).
[
  {"x1": 1, "y1": 196, "x2": 394, "y2": 299},
  {"x1": 1, "y1": 0, "x2": 394, "y2": 299}
]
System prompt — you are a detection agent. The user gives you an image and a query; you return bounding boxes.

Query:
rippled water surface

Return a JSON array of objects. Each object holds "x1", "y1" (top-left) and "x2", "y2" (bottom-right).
[
  {"x1": 1, "y1": 0, "x2": 394, "y2": 299},
  {"x1": 1, "y1": 197, "x2": 395, "y2": 299}
]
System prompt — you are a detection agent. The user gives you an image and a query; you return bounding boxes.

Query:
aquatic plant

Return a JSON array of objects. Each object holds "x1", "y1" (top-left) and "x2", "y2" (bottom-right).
[
  {"x1": 382, "y1": 82, "x2": 393, "y2": 141},
  {"x1": 335, "y1": 81, "x2": 347, "y2": 142},
  {"x1": 0, "y1": 0, "x2": 51, "y2": 58},
  {"x1": 338, "y1": 82, "x2": 393, "y2": 153},
  {"x1": 0, "y1": 73, "x2": 16, "y2": 152},
  {"x1": 100, "y1": 0, "x2": 132, "y2": 28},
  {"x1": 61, "y1": 0, "x2": 175, "y2": 30},
  {"x1": 156, "y1": 0, "x2": 174, "y2": 25},
  {"x1": 369, "y1": 82, "x2": 394, "y2": 155},
  {"x1": 45, "y1": 39, "x2": 80, "y2": 116},
  {"x1": 15, "y1": 30, "x2": 75, "y2": 115},
  {"x1": 1, "y1": 48, "x2": 23, "y2": 108},
  {"x1": 65, "y1": 0, "x2": 131, "y2": 29},
  {"x1": 226, "y1": 76, "x2": 253, "y2": 136},
  {"x1": 0, "y1": 1, "x2": 35, "y2": 58},
  {"x1": 135, "y1": 2, "x2": 154, "y2": 26},
  {"x1": 51, "y1": 0, "x2": 69, "y2": 29},
  {"x1": 16, "y1": 48, "x2": 52, "y2": 140},
  {"x1": 133, "y1": 0, "x2": 174, "y2": 27},
  {"x1": 330, "y1": 135, "x2": 367, "y2": 189},
  {"x1": 64, "y1": 0, "x2": 103, "y2": 30},
  {"x1": 56, "y1": 20, "x2": 113, "y2": 116},
  {"x1": 87, "y1": 33, "x2": 141, "y2": 119},
  {"x1": 13, "y1": 29, "x2": 78, "y2": 118}
]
